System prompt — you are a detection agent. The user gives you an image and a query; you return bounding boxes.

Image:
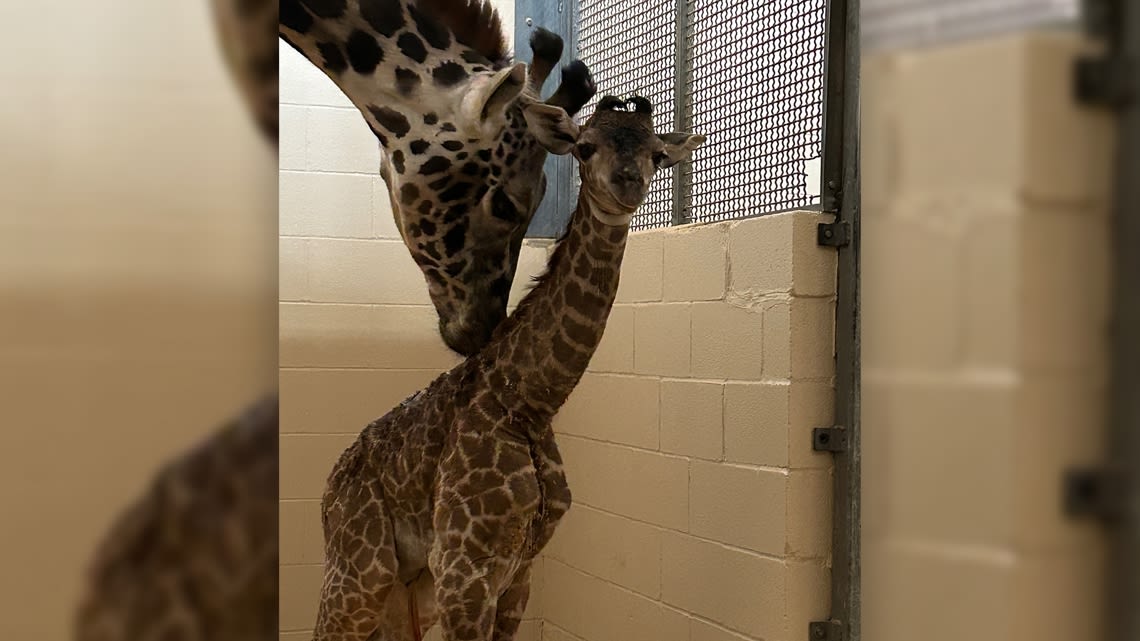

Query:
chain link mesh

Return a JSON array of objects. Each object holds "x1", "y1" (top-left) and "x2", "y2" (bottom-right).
[
  {"x1": 576, "y1": 0, "x2": 677, "y2": 231},
  {"x1": 575, "y1": 0, "x2": 827, "y2": 230},
  {"x1": 689, "y1": 0, "x2": 826, "y2": 223}
]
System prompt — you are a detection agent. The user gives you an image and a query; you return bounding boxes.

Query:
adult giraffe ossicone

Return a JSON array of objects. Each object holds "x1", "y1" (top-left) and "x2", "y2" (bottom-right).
[{"x1": 280, "y1": 0, "x2": 596, "y2": 355}]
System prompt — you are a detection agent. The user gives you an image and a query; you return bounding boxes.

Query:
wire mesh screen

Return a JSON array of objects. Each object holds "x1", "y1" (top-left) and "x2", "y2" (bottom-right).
[
  {"x1": 576, "y1": 0, "x2": 677, "y2": 231},
  {"x1": 574, "y1": 0, "x2": 828, "y2": 230},
  {"x1": 689, "y1": 0, "x2": 826, "y2": 223}
]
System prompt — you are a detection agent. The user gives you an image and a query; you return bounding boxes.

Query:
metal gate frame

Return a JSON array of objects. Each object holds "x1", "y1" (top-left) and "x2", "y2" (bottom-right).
[
  {"x1": 1065, "y1": 1, "x2": 1139, "y2": 639},
  {"x1": 813, "y1": 0, "x2": 860, "y2": 640}
]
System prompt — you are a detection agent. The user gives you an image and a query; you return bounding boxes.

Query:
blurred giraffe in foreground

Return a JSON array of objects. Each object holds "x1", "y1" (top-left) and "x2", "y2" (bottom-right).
[{"x1": 73, "y1": 0, "x2": 279, "y2": 639}]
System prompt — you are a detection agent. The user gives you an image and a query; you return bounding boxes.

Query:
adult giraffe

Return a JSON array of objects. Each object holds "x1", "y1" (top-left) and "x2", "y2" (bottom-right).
[{"x1": 280, "y1": 0, "x2": 595, "y2": 355}]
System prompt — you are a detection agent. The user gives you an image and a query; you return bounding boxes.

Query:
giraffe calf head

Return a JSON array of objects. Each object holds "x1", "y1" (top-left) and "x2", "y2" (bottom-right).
[{"x1": 524, "y1": 95, "x2": 707, "y2": 213}]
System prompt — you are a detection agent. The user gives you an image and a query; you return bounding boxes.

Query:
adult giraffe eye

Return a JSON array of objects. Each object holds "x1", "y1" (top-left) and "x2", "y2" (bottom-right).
[
  {"x1": 576, "y1": 143, "x2": 596, "y2": 161},
  {"x1": 652, "y1": 151, "x2": 667, "y2": 166}
]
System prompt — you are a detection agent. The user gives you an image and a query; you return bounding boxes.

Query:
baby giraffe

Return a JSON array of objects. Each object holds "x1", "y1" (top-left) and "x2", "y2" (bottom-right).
[{"x1": 315, "y1": 96, "x2": 705, "y2": 641}]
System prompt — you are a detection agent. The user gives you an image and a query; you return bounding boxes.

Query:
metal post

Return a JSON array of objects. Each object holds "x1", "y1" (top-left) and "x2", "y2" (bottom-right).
[
  {"x1": 1104, "y1": 1, "x2": 1139, "y2": 637},
  {"x1": 1067, "y1": 1, "x2": 1138, "y2": 638},
  {"x1": 671, "y1": 0, "x2": 693, "y2": 226},
  {"x1": 812, "y1": 0, "x2": 860, "y2": 640}
]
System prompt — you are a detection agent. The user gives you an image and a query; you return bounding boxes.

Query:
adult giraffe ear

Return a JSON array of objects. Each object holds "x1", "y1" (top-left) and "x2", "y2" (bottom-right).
[
  {"x1": 656, "y1": 132, "x2": 707, "y2": 169},
  {"x1": 522, "y1": 102, "x2": 580, "y2": 155},
  {"x1": 464, "y1": 63, "x2": 527, "y2": 123}
]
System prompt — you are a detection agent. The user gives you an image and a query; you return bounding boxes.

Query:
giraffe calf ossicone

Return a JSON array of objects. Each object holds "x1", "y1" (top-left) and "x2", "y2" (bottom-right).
[{"x1": 315, "y1": 96, "x2": 705, "y2": 641}]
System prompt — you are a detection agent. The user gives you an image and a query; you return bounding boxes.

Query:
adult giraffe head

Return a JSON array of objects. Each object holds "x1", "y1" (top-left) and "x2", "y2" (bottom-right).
[{"x1": 280, "y1": 0, "x2": 594, "y2": 355}]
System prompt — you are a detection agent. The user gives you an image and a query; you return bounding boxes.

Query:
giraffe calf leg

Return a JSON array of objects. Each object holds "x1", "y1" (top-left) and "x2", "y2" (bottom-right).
[{"x1": 491, "y1": 561, "x2": 533, "y2": 641}]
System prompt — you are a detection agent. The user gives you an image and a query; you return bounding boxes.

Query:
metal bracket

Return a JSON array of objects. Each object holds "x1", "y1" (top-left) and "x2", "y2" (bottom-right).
[
  {"x1": 813, "y1": 427, "x2": 848, "y2": 453},
  {"x1": 817, "y1": 221, "x2": 850, "y2": 248},
  {"x1": 1074, "y1": 57, "x2": 1134, "y2": 108},
  {"x1": 809, "y1": 620, "x2": 844, "y2": 641},
  {"x1": 1063, "y1": 466, "x2": 1127, "y2": 523}
]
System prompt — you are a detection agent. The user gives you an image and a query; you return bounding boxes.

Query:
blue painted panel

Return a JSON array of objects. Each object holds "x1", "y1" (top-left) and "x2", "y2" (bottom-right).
[{"x1": 515, "y1": 0, "x2": 577, "y2": 238}]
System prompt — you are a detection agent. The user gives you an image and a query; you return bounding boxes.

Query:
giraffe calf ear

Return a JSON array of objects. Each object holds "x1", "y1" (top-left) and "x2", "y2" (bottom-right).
[
  {"x1": 523, "y1": 102, "x2": 580, "y2": 155},
  {"x1": 466, "y1": 63, "x2": 527, "y2": 122},
  {"x1": 656, "y1": 132, "x2": 707, "y2": 169}
]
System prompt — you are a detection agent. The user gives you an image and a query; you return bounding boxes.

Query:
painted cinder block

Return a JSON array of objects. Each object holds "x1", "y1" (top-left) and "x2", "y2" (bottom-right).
[
  {"x1": 588, "y1": 304, "x2": 635, "y2": 373},
  {"x1": 615, "y1": 232, "x2": 664, "y2": 303},
  {"x1": 279, "y1": 368, "x2": 440, "y2": 434},
  {"x1": 660, "y1": 379, "x2": 724, "y2": 460},
  {"x1": 555, "y1": 374, "x2": 660, "y2": 450},
  {"x1": 690, "y1": 302, "x2": 764, "y2": 380},
  {"x1": 633, "y1": 303, "x2": 691, "y2": 376},
  {"x1": 305, "y1": 106, "x2": 381, "y2": 174},
  {"x1": 558, "y1": 436, "x2": 689, "y2": 531},
  {"x1": 280, "y1": 171, "x2": 374, "y2": 239},
  {"x1": 663, "y1": 222, "x2": 728, "y2": 302},
  {"x1": 544, "y1": 505, "x2": 662, "y2": 599},
  {"x1": 542, "y1": 560, "x2": 690, "y2": 641},
  {"x1": 306, "y1": 239, "x2": 431, "y2": 305}
]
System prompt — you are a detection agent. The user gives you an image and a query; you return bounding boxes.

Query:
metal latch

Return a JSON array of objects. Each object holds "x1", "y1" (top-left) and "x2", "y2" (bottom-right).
[
  {"x1": 812, "y1": 427, "x2": 847, "y2": 453},
  {"x1": 817, "y1": 221, "x2": 849, "y2": 248},
  {"x1": 809, "y1": 620, "x2": 844, "y2": 641},
  {"x1": 1063, "y1": 466, "x2": 1127, "y2": 523},
  {"x1": 1074, "y1": 57, "x2": 1134, "y2": 108}
]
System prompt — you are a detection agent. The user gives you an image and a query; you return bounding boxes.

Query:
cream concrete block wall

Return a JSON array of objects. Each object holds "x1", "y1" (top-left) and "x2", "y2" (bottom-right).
[
  {"x1": 862, "y1": 32, "x2": 1113, "y2": 641},
  {"x1": 546, "y1": 211, "x2": 838, "y2": 641}
]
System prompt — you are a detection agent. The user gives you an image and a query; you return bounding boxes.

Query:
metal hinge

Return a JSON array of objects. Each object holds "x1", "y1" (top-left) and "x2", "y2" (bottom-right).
[
  {"x1": 1063, "y1": 466, "x2": 1127, "y2": 523},
  {"x1": 1074, "y1": 57, "x2": 1134, "y2": 108},
  {"x1": 812, "y1": 427, "x2": 848, "y2": 453},
  {"x1": 817, "y1": 221, "x2": 849, "y2": 248},
  {"x1": 809, "y1": 620, "x2": 844, "y2": 641},
  {"x1": 1074, "y1": 0, "x2": 1132, "y2": 108}
]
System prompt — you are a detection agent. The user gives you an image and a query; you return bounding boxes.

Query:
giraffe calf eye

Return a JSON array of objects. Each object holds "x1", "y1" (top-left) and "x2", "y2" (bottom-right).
[
  {"x1": 652, "y1": 151, "x2": 667, "y2": 166},
  {"x1": 576, "y1": 143, "x2": 597, "y2": 160}
]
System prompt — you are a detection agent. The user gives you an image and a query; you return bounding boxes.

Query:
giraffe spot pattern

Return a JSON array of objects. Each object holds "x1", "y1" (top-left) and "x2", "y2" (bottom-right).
[
  {"x1": 442, "y1": 222, "x2": 468, "y2": 254},
  {"x1": 419, "y1": 219, "x2": 437, "y2": 236},
  {"x1": 444, "y1": 260, "x2": 467, "y2": 277},
  {"x1": 279, "y1": 0, "x2": 313, "y2": 33},
  {"x1": 397, "y1": 32, "x2": 427, "y2": 63},
  {"x1": 298, "y1": 0, "x2": 345, "y2": 18},
  {"x1": 433, "y1": 62, "x2": 468, "y2": 87},
  {"x1": 439, "y1": 182, "x2": 472, "y2": 202},
  {"x1": 400, "y1": 184, "x2": 419, "y2": 206},
  {"x1": 395, "y1": 67, "x2": 419, "y2": 96},
  {"x1": 368, "y1": 105, "x2": 410, "y2": 138},
  {"x1": 489, "y1": 275, "x2": 511, "y2": 301},
  {"x1": 441, "y1": 122, "x2": 457, "y2": 132},
  {"x1": 490, "y1": 190, "x2": 519, "y2": 222},
  {"x1": 442, "y1": 205, "x2": 469, "y2": 224},
  {"x1": 391, "y1": 150, "x2": 405, "y2": 174},
  {"x1": 442, "y1": 140, "x2": 464, "y2": 152},
  {"x1": 345, "y1": 30, "x2": 382, "y2": 74},
  {"x1": 428, "y1": 175, "x2": 451, "y2": 191},
  {"x1": 409, "y1": 140, "x2": 430, "y2": 155},
  {"x1": 361, "y1": 0, "x2": 404, "y2": 37},
  {"x1": 317, "y1": 41, "x2": 347, "y2": 73},
  {"x1": 409, "y1": 5, "x2": 450, "y2": 50},
  {"x1": 419, "y1": 156, "x2": 452, "y2": 175},
  {"x1": 424, "y1": 112, "x2": 439, "y2": 125}
]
